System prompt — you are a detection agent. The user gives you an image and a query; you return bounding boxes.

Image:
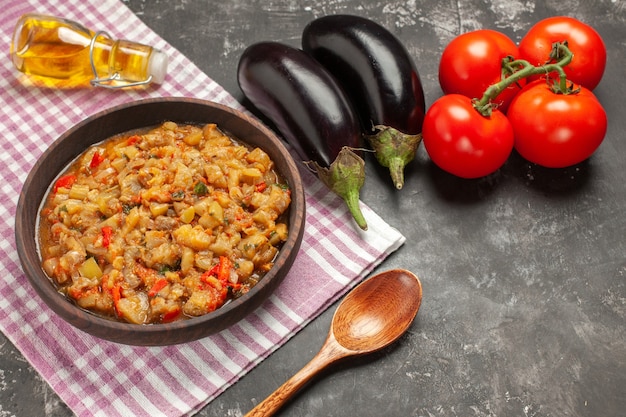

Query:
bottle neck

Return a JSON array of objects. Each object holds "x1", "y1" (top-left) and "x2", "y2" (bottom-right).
[{"x1": 91, "y1": 35, "x2": 154, "y2": 84}]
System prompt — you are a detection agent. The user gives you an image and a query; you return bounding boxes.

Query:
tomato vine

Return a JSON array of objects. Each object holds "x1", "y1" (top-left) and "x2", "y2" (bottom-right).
[{"x1": 473, "y1": 41, "x2": 575, "y2": 116}]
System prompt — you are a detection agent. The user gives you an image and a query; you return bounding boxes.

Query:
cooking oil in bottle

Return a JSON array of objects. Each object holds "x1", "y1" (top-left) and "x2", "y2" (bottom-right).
[{"x1": 10, "y1": 13, "x2": 168, "y2": 88}]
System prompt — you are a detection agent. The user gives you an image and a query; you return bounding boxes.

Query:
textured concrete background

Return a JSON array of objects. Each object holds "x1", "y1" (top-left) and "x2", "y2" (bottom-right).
[{"x1": 1, "y1": 0, "x2": 625, "y2": 416}]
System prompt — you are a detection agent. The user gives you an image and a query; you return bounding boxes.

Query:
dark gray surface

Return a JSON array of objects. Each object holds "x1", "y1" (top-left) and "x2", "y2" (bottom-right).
[{"x1": 2, "y1": 1, "x2": 625, "y2": 416}]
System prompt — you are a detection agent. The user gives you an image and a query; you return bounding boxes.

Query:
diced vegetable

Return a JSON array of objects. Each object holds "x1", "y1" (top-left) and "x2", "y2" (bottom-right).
[
  {"x1": 101, "y1": 226, "x2": 113, "y2": 248},
  {"x1": 68, "y1": 183, "x2": 90, "y2": 200},
  {"x1": 89, "y1": 150, "x2": 105, "y2": 169},
  {"x1": 53, "y1": 174, "x2": 76, "y2": 193},
  {"x1": 79, "y1": 257, "x2": 103, "y2": 279}
]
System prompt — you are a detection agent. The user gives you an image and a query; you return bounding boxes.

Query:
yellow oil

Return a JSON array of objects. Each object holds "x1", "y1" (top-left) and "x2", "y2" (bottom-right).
[{"x1": 11, "y1": 14, "x2": 153, "y2": 86}]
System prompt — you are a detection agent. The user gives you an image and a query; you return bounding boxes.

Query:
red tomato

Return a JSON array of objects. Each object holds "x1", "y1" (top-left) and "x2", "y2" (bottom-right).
[
  {"x1": 518, "y1": 16, "x2": 606, "y2": 90},
  {"x1": 439, "y1": 29, "x2": 522, "y2": 113},
  {"x1": 423, "y1": 94, "x2": 514, "y2": 179},
  {"x1": 507, "y1": 80, "x2": 607, "y2": 168}
]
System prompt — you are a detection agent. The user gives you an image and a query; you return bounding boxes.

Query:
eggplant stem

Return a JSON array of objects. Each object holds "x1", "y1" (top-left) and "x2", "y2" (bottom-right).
[
  {"x1": 367, "y1": 126, "x2": 421, "y2": 190},
  {"x1": 389, "y1": 157, "x2": 405, "y2": 190},
  {"x1": 342, "y1": 189, "x2": 368, "y2": 230},
  {"x1": 311, "y1": 147, "x2": 368, "y2": 231}
]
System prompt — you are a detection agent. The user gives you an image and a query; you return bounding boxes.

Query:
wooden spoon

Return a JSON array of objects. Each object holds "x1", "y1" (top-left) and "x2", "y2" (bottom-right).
[{"x1": 245, "y1": 269, "x2": 423, "y2": 417}]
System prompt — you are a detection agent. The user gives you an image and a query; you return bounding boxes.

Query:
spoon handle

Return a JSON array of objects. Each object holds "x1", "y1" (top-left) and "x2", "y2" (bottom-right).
[{"x1": 244, "y1": 335, "x2": 349, "y2": 417}]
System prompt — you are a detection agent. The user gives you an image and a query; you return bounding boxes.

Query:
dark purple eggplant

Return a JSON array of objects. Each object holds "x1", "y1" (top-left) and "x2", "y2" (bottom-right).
[
  {"x1": 302, "y1": 14, "x2": 426, "y2": 189},
  {"x1": 237, "y1": 41, "x2": 367, "y2": 230}
]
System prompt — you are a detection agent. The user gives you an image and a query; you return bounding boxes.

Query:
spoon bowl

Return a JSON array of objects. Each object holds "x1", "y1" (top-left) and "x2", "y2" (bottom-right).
[
  {"x1": 245, "y1": 269, "x2": 422, "y2": 416},
  {"x1": 332, "y1": 268, "x2": 422, "y2": 353}
]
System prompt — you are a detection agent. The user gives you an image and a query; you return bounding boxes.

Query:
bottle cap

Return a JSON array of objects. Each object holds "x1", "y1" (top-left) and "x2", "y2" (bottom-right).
[{"x1": 148, "y1": 49, "x2": 168, "y2": 84}]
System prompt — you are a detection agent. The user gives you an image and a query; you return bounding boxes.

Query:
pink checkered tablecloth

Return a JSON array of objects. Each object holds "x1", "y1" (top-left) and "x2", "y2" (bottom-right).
[{"x1": 0, "y1": 1, "x2": 405, "y2": 416}]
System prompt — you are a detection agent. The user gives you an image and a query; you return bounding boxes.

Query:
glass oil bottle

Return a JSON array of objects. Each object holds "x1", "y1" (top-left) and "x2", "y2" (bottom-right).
[{"x1": 10, "y1": 13, "x2": 168, "y2": 88}]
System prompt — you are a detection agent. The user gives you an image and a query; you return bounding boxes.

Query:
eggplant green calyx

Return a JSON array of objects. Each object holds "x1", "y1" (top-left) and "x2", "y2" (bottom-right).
[
  {"x1": 367, "y1": 125, "x2": 422, "y2": 190},
  {"x1": 473, "y1": 41, "x2": 574, "y2": 117},
  {"x1": 310, "y1": 147, "x2": 368, "y2": 230}
]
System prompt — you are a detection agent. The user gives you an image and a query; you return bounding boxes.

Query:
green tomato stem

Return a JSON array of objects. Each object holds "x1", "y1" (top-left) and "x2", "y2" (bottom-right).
[{"x1": 473, "y1": 41, "x2": 574, "y2": 116}]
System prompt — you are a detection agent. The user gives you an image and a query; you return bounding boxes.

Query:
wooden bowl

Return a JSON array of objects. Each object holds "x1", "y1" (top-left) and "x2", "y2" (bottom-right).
[{"x1": 15, "y1": 97, "x2": 305, "y2": 346}]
